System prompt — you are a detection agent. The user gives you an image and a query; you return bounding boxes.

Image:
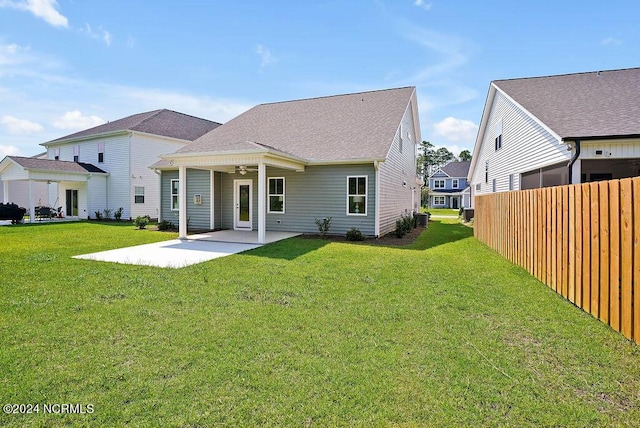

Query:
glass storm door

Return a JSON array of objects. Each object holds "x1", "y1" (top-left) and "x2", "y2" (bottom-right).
[{"x1": 234, "y1": 180, "x2": 252, "y2": 230}]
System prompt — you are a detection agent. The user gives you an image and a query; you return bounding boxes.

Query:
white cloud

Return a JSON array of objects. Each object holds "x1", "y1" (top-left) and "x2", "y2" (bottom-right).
[
  {"x1": 53, "y1": 111, "x2": 105, "y2": 130},
  {"x1": 414, "y1": 0, "x2": 432, "y2": 11},
  {"x1": 256, "y1": 44, "x2": 276, "y2": 69},
  {"x1": 0, "y1": 144, "x2": 21, "y2": 157},
  {"x1": 0, "y1": 0, "x2": 68, "y2": 28},
  {"x1": 601, "y1": 37, "x2": 622, "y2": 46},
  {"x1": 79, "y1": 24, "x2": 112, "y2": 47},
  {"x1": 0, "y1": 115, "x2": 44, "y2": 134},
  {"x1": 433, "y1": 117, "x2": 478, "y2": 143}
]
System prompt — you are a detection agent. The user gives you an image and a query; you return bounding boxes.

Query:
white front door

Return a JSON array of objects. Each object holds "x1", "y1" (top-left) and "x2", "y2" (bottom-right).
[{"x1": 234, "y1": 179, "x2": 252, "y2": 230}]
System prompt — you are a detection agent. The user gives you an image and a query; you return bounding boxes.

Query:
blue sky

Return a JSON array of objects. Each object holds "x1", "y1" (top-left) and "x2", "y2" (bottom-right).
[{"x1": 1, "y1": 0, "x2": 638, "y2": 158}]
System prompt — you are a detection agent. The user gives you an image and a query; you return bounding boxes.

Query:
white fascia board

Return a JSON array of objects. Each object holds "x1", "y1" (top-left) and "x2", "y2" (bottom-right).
[{"x1": 41, "y1": 130, "x2": 130, "y2": 147}]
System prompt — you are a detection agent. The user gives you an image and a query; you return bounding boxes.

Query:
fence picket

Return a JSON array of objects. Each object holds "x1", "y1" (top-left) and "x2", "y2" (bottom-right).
[{"x1": 474, "y1": 177, "x2": 638, "y2": 343}]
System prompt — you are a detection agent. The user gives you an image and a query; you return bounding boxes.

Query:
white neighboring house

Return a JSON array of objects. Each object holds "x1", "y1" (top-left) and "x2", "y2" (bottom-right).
[
  {"x1": 0, "y1": 109, "x2": 220, "y2": 222},
  {"x1": 468, "y1": 67, "x2": 640, "y2": 206}
]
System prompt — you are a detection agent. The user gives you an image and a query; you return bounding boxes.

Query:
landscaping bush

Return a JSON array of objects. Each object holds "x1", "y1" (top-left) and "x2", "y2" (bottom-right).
[
  {"x1": 134, "y1": 215, "x2": 150, "y2": 229},
  {"x1": 94, "y1": 210, "x2": 102, "y2": 220},
  {"x1": 346, "y1": 227, "x2": 364, "y2": 241},
  {"x1": 114, "y1": 207, "x2": 123, "y2": 221},
  {"x1": 394, "y1": 213, "x2": 415, "y2": 238},
  {"x1": 314, "y1": 217, "x2": 332, "y2": 237},
  {"x1": 158, "y1": 220, "x2": 175, "y2": 231},
  {"x1": 103, "y1": 208, "x2": 112, "y2": 220}
]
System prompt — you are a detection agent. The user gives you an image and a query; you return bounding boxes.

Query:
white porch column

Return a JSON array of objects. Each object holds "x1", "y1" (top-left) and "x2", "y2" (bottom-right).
[
  {"x1": 257, "y1": 162, "x2": 266, "y2": 244},
  {"x1": 28, "y1": 179, "x2": 35, "y2": 224},
  {"x1": 3, "y1": 180, "x2": 8, "y2": 204},
  {"x1": 210, "y1": 170, "x2": 215, "y2": 230},
  {"x1": 179, "y1": 166, "x2": 187, "y2": 239}
]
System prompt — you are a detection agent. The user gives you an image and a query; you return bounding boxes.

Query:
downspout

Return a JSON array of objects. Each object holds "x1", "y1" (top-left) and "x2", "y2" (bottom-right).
[{"x1": 567, "y1": 139, "x2": 581, "y2": 184}]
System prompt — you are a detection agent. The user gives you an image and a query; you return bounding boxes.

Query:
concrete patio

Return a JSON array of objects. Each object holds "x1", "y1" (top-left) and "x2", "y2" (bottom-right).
[{"x1": 73, "y1": 230, "x2": 301, "y2": 268}]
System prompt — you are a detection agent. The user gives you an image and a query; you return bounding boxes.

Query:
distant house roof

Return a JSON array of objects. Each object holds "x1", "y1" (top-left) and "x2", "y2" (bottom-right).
[
  {"x1": 493, "y1": 67, "x2": 640, "y2": 140},
  {"x1": 172, "y1": 87, "x2": 417, "y2": 162},
  {"x1": 7, "y1": 156, "x2": 107, "y2": 174},
  {"x1": 439, "y1": 161, "x2": 471, "y2": 178},
  {"x1": 44, "y1": 109, "x2": 222, "y2": 145}
]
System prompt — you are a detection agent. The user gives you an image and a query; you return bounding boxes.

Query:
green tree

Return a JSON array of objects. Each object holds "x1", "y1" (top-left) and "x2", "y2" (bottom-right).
[{"x1": 459, "y1": 150, "x2": 472, "y2": 161}]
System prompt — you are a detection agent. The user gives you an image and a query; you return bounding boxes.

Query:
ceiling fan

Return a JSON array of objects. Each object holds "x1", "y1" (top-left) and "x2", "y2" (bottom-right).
[{"x1": 236, "y1": 165, "x2": 258, "y2": 175}]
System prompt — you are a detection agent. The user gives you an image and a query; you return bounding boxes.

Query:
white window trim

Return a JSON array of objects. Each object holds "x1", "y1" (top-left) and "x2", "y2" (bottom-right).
[
  {"x1": 433, "y1": 196, "x2": 445, "y2": 205},
  {"x1": 452, "y1": 179, "x2": 459, "y2": 189},
  {"x1": 347, "y1": 175, "x2": 368, "y2": 216},
  {"x1": 171, "y1": 179, "x2": 179, "y2": 211},
  {"x1": 433, "y1": 179, "x2": 445, "y2": 189},
  {"x1": 134, "y1": 186, "x2": 145, "y2": 204},
  {"x1": 267, "y1": 177, "x2": 285, "y2": 214}
]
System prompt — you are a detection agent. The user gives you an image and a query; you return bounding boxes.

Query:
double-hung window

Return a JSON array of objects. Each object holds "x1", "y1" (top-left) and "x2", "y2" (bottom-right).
[
  {"x1": 134, "y1": 186, "x2": 145, "y2": 204},
  {"x1": 98, "y1": 142, "x2": 105, "y2": 163},
  {"x1": 347, "y1": 176, "x2": 367, "y2": 215},
  {"x1": 434, "y1": 196, "x2": 445, "y2": 205},
  {"x1": 73, "y1": 146, "x2": 79, "y2": 163},
  {"x1": 433, "y1": 179, "x2": 445, "y2": 189},
  {"x1": 452, "y1": 179, "x2": 459, "y2": 189},
  {"x1": 171, "y1": 179, "x2": 179, "y2": 211},
  {"x1": 268, "y1": 177, "x2": 285, "y2": 213},
  {"x1": 494, "y1": 120, "x2": 503, "y2": 151}
]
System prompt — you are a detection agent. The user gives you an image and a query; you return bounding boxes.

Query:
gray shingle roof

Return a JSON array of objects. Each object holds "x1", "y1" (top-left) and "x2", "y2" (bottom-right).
[
  {"x1": 174, "y1": 87, "x2": 416, "y2": 161},
  {"x1": 440, "y1": 161, "x2": 470, "y2": 178},
  {"x1": 46, "y1": 109, "x2": 221, "y2": 144},
  {"x1": 494, "y1": 67, "x2": 640, "y2": 139},
  {"x1": 8, "y1": 156, "x2": 107, "y2": 174}
]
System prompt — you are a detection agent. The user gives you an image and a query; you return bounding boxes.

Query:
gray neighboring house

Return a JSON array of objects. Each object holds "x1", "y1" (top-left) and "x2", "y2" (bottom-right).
[
  {"x1": 469, "y1": 67, "x2": 640, "y2": 206},
  {"x1": 154, "y1": 87, "x2": 421, "y2": 242},
  {"x1": 428, "y1": 161, "x2": 471, "y2": 209},
  {"x1": 0, "y1": 109, "x2": 220, "y2": 222}
]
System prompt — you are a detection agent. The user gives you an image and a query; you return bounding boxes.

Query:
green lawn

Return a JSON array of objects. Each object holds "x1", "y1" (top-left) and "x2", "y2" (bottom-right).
[
  {"x1": 426, "y1": 208, "x2": 460, "y2": 216},
  {"x1": 1, "y1": 220, "x2": 639, "y2": 427}
]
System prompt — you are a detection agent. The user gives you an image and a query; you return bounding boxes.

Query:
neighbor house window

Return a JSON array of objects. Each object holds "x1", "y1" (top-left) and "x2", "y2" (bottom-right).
[
  {"x1": 347, "y1": 176, "x2": 367, "y2": 215},
  {"x1": 54, "y1": 148, "x2": 60, "y2": 160},
  {"x1": 171, "y1": 179, "x2": 179, "y2": 211},
  {"x1": 268, "y1": 177, "x2": 285, "y2": 213},
  {"x1": 98, "y1": 142, "x2": 104, "y2": 163},
  {"x1": 509, "y1": 174, "x2": 514, "y2": 191},
  {"x1": 475, "y1": 183, "x2": 481, "y2": 191},
  {"x1": 134, "y1": 186, "x2": 145, "y2": 204},
  {"x1": 452, "y1": 179, "x2": 459, "y2": 189},
  {"x1": 494, "y1": 119, "x2": 503, "y2": 151},
  {"x1": 434, "y1": 196, "x2": 445, "y2": 205},
  {"x1": 492, "y1": 178, "x2": 497, "y2": 192},
  {"x1": 73, "y1": 146, "x2": 79, "y2": 162},
  {"x1": 433, "y1": 179, "x2": 445, "y2": 189}
]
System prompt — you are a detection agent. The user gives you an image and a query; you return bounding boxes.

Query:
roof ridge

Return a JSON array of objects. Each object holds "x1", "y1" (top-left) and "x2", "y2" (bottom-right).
[
  {"x1": 494, "y1": 66, "x2": 640, "y2": 83},
  {"x1": 258, "y1": 86, "x2": 415, "y2": 107},
  {"x1": 129, "y1": 109, "x2": 167, "y2": 130}
]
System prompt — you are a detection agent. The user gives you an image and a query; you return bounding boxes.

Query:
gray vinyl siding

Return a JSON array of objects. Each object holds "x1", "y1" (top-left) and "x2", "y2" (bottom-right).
[
  {"x1": 186, "y1": 169, "x2": 210, "y2": 230},
  {"x1": 160, "y1": 170, "x2": 179, "y2": 226},
  {"x1": 378, "y1": 101, "x2": 419, "y2": 236},
  {"x1": 216, "y1": 165, "x2": 376, "y2": 236},
  {"x1": 213, "y1": 171, "x2": 222, "y2": 229}
]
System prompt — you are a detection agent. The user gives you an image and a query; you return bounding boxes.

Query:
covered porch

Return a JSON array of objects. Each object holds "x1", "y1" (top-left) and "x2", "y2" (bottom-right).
[
  {"x1": 0, "y1": 156, "x2": 108, "y2": 224},
  {"x1": 161, "y1": 145, "x2": 307, "y2": 244}
]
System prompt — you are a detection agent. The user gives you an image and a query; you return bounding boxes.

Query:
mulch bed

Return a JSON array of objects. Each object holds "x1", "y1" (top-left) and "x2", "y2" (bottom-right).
[{"x1": 301, "y1": 224, "x2": 427, "y2": 246}]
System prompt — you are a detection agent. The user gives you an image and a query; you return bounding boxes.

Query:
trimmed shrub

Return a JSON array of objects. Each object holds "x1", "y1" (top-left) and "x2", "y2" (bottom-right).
[
  {"x1": 346, "y1": 227, "x2": 364, "y2": 241},
  {"x1": 158, "y1": 220, "x2": 175, "y2": 231},
  {"x1": 134, "y1": 215, "x2": 150, "y2": 229}
]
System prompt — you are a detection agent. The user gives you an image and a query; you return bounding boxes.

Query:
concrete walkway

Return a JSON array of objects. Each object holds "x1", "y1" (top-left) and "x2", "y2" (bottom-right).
[{"x1": 73, "y1": 230, "x2": 300, "y2": 268}]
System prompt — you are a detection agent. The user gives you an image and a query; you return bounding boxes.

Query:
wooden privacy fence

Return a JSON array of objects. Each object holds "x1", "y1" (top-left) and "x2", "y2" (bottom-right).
[{"x1": 474, "y1": 176, "x2": 640, "y2": 344}]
